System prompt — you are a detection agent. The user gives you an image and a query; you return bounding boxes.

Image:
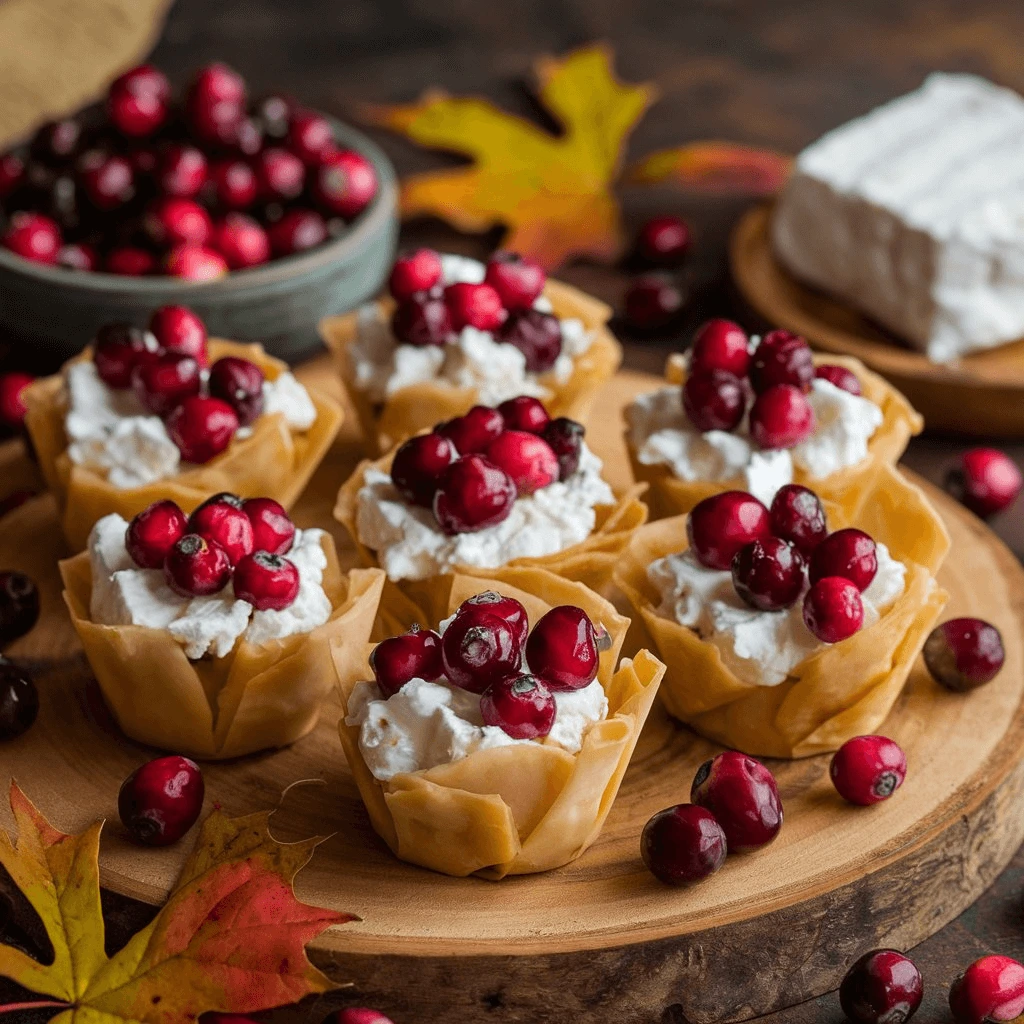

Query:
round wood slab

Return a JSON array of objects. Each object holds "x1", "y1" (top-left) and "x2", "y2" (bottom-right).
[
  {"x1": 2, "y1": 363, "x2": 1024, "y2": 1024},
  {"x1": 730, "y1": 203, "x2": 1024, "y2": 438}
]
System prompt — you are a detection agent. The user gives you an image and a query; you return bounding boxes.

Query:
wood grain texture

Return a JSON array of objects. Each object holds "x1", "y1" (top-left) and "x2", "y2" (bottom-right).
[{"x1": 1, "y1": 364, "x2": 1022, "y2": 1023}]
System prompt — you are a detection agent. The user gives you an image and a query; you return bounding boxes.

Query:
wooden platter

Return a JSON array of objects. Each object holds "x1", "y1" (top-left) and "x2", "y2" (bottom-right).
[
  {"x1": 2, "y1": 362, "x2": 1024, "y2": 1024},
  {"x1": 730, "y1": 204, "x2": 1024, "y2": 438}
]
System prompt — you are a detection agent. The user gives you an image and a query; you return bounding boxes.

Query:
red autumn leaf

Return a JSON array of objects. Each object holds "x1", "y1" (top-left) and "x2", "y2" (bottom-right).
[{"x1": 625, "y1": 142, "x2": 793, "y2": 196}]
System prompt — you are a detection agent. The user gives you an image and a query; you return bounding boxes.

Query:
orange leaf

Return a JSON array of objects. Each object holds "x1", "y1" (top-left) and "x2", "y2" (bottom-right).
[
  {"x1": 626, "y1": 143, "x2": 793, "y2": 196},
  {"x1": 364, "y1": 43, "x2": 657, "y2": 269},
  {"x1": 0, "y1": 781, "x2": 353, "y2": 1023}
]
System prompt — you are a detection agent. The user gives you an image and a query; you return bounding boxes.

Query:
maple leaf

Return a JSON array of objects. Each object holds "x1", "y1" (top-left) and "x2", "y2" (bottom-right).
[
  {"x1": 365, "y1": 43, "x2": 657, "y2": 269},
  {"x1": 0, "y1": 782, "x2": 352, "y2": 1023},
  {"x1": 625, "y1": 142, "x2": 793, "y2": 196}
]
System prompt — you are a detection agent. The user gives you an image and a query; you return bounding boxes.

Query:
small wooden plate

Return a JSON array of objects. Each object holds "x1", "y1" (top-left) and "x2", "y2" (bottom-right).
[
  {"x1": 2, "y1": 363, "x2": 1023, "y2": 1024},
  {"x1": 731, "y1": 204, "x2": 1024, "y2": 438}
]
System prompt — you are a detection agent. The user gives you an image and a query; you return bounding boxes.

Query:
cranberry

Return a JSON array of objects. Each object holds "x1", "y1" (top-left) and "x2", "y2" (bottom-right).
[
  {"x1": 107, "y1": 65, "x2": 170, "y2": 138},
  {"x1": 2, "y1": 212, "x2": 61, "y2": 264},
  {"x1": 233, "y1": 551, "x2": 300, "y2": 610},
  {"x1": 287, "y1": 110, "x2": 336, "y2": 165},
  {"x1": 391, "y1": 433, "x2": 456, "y2": 507},
  {"x1": 93, "y1": 322, "x2": 158, "y2": 389},
  {"x1": 165, "y1": 244, "x2": 229, "y2": 281},
  {"x1": 313, "y1": 149, "x2": 377, "y2": 218},
  {"x1": 484, "y1": 251, "x2": 546, "y2": 310},
  {"x1": 497, "y1": 396, "x2": 550, "y2": 434},
  {"x1": 56, "y1": 242, "x2": 98, "y2": 272},
  {"x1": 433, "y1": 455, "x2": 517, "y2": 534},
  {"x1": 118, "y1": 755, "x2": 204, "y2": 847},
  {"x1": 481, "y1": 673, "x2": 556, "y2": 739},
  {"x1": 254, "y1": 147, "x2": 306, "y2": 202},
  {"x1": 525, "y1": 605, "x2": 600, "y2": 691},
  {"x1": 105, "y1": 247, "x2": 156, "y2": 277},
  {"x1": 186, "y1": 63, "x2": 247, "y2": 146},
  {"x1": 268, "y1": 208, "x2": 327, "y2": 257},
  {"x1": 0, "y1": 572, "x2": 40, "y2": 646},
  {"x1": 436, "y1": 405, "x2": 505, "y2": 455},
  {"x1": 391, "y1": 293, "x2": 453, "y2": 347},
  {"x1": 371, "y1": 626, "x2": 443, "y2": 697},
  {"x1": 948, "y1": 448, "x2": 1023, "y2": 518},
  {"x1": 209, "y1": 158, "x2": 258, "y2": 209},
  {"x1": 445, "y1": 282, "x2": 506, "y2": 332},
  {"x1": 189, "y1": 497, "x2": 255, "y2": 566},
  {"x1": 830, "y1": 735, "x2": 907, "y2": 805},
  {"x1": 689, "y1": 319, "x2": 751, "y2": 378},
  {"x1": 749, "y1": 384, "x2": 815, "y2": 449},
  {"x1": 207, "y1": 356, "x2": 265, "y2": 425},
  {"x1": 750, "y1": 330, "x2": 815, "y2": 392},
  {"x1": 731, "y1": 537, "x2": 806, "y2": 611},
  {"x1": 485, "y1": 430, "x2": 560, "y2": 495},
  {"x1": 624, "y1": 274, "x2": 685, "y2": 330},
  {"x1": 78, "y1": 151, "x2": 134, "y2": 211},
  {"x1": 809, "y1": 528, "x2": 877, "y2": 591},
  {"x1": 840, "y1": 949, "x2": 924, "y2": 1024},
  {"x1": 496, "y1": 309, "x2": 563, "y2": 372},
  {"x1": 687, "y1": 491, "x2": 771, "y2": 571},
  {"x1": 146, "y1": 197, "x2": 212, "y2": 248},
  {"x1": 542, "y1": 417, "x2": 585, "y2": 479},
  {"x1": 149, "y1": 305, "x2": 209, "y2": 367},
  {"x1": 683, "y1": 369, "x2": 746, "y2": 432},
  {"x1": 132, "y1": 351, "x2": 201, "y2": 417},
  {"x1": 242, "y1": 497, "x2": 295, "y2": 555},
  {"x1": 803, "y1": 576, "x2": 864, "y2": 643},
  {"x1": 691, "y1": 751, "x2": 783, "y2": 851},
  {"x1": 31, "y1": 119, "x2": 82, "y2": 164},
  {"x1": 126, "y1": 500, "x2": 189, "y2": 569},
  {"x1": 231, "y1": 116, "x2": 265, "y2": 158},
  {"x1": 163, "y1": 533, "x2": 232, "y2": 597},
  {"x1": 950, "y1": 956, "x2": 1024, "y2": 1024},
  {"x1": 254, "y1": 93, "x2": 295, "y2": 139},
  {"x1": 0, "y1": 372, "x2": 34, "y2": 428},
  {"x1": 816, "y1": 364, "x2": 862, "y2": 396},
  {"x1": 641, "y1": 804, "x2": 727, "y2": 886},
  {"x1": 328, "y1": 1011, "x2": 395, "y2": 1024},
  {"x1": 0, "y1": 661, "x2": 38, "y2": 741},
  {"x1": 212, "y1": 213, "x2": 271, "y2": 269},
  {"x1": 458, "y1": 591, "x2": 529, "y2": 648},
  {"x1": 0, "y1": 153, "x2": 25, "y2": 198},
  {"x1": 156, "y1": 144, "x2": 207, "y2": 198},
  {"x1": 388, "y1": 248, "x2": 443, "y2": 301},
  {"x1": 637, "y1": 214, "x2": 691, "y2": 265},
  {"x1": 441, "y1": 608, "x2": 521, "y2": 693},
  {"x1": 924, "y1": 618, "x2": 1005, "y2": 693},
  {"x1": 166, "y1": 396, "x2": 239, "y2": 463},
  {"x1": 769, "y1": 484, "x2": 828, "y2": 556}
]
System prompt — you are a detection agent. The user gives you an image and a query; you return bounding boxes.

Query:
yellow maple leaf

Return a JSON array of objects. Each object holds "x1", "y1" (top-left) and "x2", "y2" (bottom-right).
[
  {"x1": 0, "y1": 782, "x2": 352, "y2": 1023},
  {"x1": 365, "y1": 43, "x2": 657, "y2": 269},
  {"x1": 625, "y1": 142, "x2": 793, "y2": 195}
]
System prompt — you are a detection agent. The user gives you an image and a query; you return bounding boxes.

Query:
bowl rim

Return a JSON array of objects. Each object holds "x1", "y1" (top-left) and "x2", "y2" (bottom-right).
[{"x1": 0, "y1": 115, "x2": 398, "y2": 292}]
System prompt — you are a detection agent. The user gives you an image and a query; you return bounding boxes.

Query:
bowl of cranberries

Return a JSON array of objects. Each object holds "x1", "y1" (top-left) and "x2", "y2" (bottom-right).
[{"x1": 0, "y1": 62, "x2": 397, "y2": 364}]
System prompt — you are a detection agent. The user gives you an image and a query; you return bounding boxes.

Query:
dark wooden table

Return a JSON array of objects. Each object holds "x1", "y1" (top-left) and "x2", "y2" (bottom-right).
[{"x1": 4, "y1": 1, "x2": 1024, "y2": 1021}]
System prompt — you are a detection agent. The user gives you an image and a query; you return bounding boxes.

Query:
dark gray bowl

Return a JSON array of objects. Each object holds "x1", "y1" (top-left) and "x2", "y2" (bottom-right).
[{"x1": 0, "y1": 120, "x2": 398, "y2": 368}]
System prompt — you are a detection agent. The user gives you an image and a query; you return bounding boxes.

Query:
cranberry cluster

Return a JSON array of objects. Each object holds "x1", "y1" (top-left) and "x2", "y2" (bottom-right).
[
  {"x1": 126, "y1": 492, "x2": 300, "y2": 608},
  {"x1": 687, "y1": 484, "x2": 882, "y2": 644},
  {"x1": 0, "y1": 655, "x2": 38, "y2": 742},
  {"x1": 369, "y1": 591, "x2": 609, "y2": 740},
  {"x1": 642, "y1": 751, "x2": 782, "y2": 886},
  {"x1": 389, "y1": 395, "x2": 586, "y2": 534},
  {"x1": 0, "y1": 62, "x2": 377, "y2": 277}
]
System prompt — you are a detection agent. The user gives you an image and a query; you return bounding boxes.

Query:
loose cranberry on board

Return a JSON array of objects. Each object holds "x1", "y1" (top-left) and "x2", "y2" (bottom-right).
[
  {"x1": 923, "y1": 618, "x2": 1005, "y2": 693},
  {"x1": 641, "y1": 804, "x2": 727, "y2": 886},
  {"x1": 830, "y1": 735, "x2": 907, "y2": 805},
  {"x1": 947, "y1": 447, "x2": 1023, "y2": 518},
  {"x1": 839, "y1": 949, "x2": 923, "y2": 1024},
  {"x1": 949, "y1": 956, "x2": 1024, "y2": 1024},
  {"x1": 623, "y1": 273, "x2": 684, "y2": 331},
  {"x1": 118, "y1": 755, "x2": 204, "y2": 846},
  {"x1": 0, "y1": 572, "x2": 40, "y2": 647},
  {"x1": 0, "y1": 661, "x2": 39, "y2": 741},
  {"x1": 691, "y1": 751, "x2": 783, "y2": 851},
  {"x1": 637, "y1": 214, "x2": 691, "y2": 266}
]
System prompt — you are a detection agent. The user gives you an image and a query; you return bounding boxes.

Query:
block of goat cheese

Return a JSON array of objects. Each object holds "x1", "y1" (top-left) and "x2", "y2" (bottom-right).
[{"x1": 772, "y1": 73, "x2": 1024, "y2": 362}]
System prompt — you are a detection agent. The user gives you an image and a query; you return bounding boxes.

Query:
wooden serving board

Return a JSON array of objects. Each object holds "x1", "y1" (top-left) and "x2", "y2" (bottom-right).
[
  {"x1": 2, "y1": 363, "x2": 1024, "y2": 1024},
  {"x1": 730, "y1": 204, "x2": 1024, "y2": 438}
]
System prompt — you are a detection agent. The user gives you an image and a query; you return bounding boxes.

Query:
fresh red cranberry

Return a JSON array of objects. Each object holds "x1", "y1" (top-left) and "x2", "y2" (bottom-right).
[
  {"x1": 641, "y1": 804, "x2": 727, "y2": 886},
  {"x1": 749, "y1": 384, "x2": 815, "y2": 449},
  {"x1": 496, "y1": 309, "x2": 563, "y2": 372},
  {"x1": 328, "y1": 1011, "x2": 395, "y2": 1024},
  {"x1": 155, "y1": 144, "x2": 207, "y2": 198},
  {"x1": 809, "y1": 528, "x2": 877, "y2": 591},
  {"x1": 445, "y1": 282, "x2": 506, "y2": 332},
  {"x1": 433, "y1": 455, "x2": 517, "y2": 534},
  {"x1": 209, "y1": 158, "x2": 259, "y2": 209},
  {"x1": 484, "y1": 251, "x2": 546, "y2": 310},
  {"x1": 497, "y1": 396, "x2": 550, "y2": 434},
  {"x1": 683, "y1": 369, "x2": 746, "y2": 432},
  {"x1": 56, "y1": 241, "x2": 98, "y2": 272},
  {"x1": 624, "y1": 274, "x2": 685, "y2": 330},
  {"x1": 207, "y1": 356, "x2": 265, "y2": 426},
  {"x1": 149, "y1": 305, "x2": 209, "y2": 367},
  {"x1": 118, "y1": 755, "x2": 204, "y2": 847},
  {"x1": 254, "y1": 93, "x2": 295, "y2": 139},
  {"x1": 840, "y1": 949, "x2": 923, "y2": 1024},
  {"x1": 189, "y1": 497, "x2": 255, "y2": 565},
  {"x1": 268, "y1": 208, "x2": 327, "y2": 257},
  {"x1": 525, "y1": 605, "x2": 600, "y2": 691},
  {"x1": 313, "y1": 149, "x2": 378, "y2": 218},
  {"x1": 0, "y1": 572, "x2": 40, "y2": 646},
  {"x1": 165, "y1": 244, "x2": 229, "y2": 281},
  {"x1": 830, "y1": 735, "x2": 906, "y2": 805},
  {"x1": 254, "y1": 147, "x2": 306, "y2": 202},
  {"x1": 388, "y1": 248, "x2": 442, "y2": 301},
  {"x1": 242, "y1": 497, "x2": 295, "y2": 555},
  {"x1": 637, "y1": 214, "x2": 691, "y2": 266},
  {"x1": 186, "y1": 63, "x2": 247, "y2": 146},
  {"x1": 230, "y1": 116, "x2": 265, "y2": 158},
  {"x1": 0, "y1": 490, "x2": 37, "y2": 518},
  {"x1": 105, "y1": 246, "x2": 156, "y2": 277},
  {"x1": 441, "y1": 607, "x2": 521, "y2": 693},
  {"x1": 107, "y1": 65, "x2": 170, "y2": 138},
  {"x1": 691, "y1": 751, "x2": 783, "y2": 851},
  {"x1": 948, "y1": 448, "x2": 1023, "y2": 518},
  {"x1": 485, "y1": 430, "x2": 560, "y2": 496},
  {"x1": 126, "y1": 500, "x2": 188, "y2": 569},
  {"x1": 212, "y1": 212, "x2": 271, "y2": 269},
  {"x1": 93, "y1": 322, "x2": 158, "y2": 389},
  {"x1": 436, "y1": 405, "x2": 505, "y2": 455},
  {"x1": 689, "y1": 319, "x2": 751, "y2": 378},
  {"x1": 30, "y1": 119, "x2": 82, "y2": 164},
  {"x1": 146, "y1": 197, "x2": 212, "y2": 247},
  {"x1": 750, "y1": 330, "x2": 815, "y2": 393},
  {"x1": 371, "y1": 626, "x2": 443, "y2": 697},
  {"x1": 2, "y1": 212, "x2": 61, "y2": 264},
  {"x1": 815, "y1": 364, "x2": 862, "y2": 396},
  {"x1": 0, "y1": 661, "x2": 38, "y2": 741},
  {"x1": 166, "y1": 396, "x2": 239, "y2": 463},
  {"x1": 731, "y1": 537, "x2": 806, "y2": 611},
  {"x1": 391, "y1": 293, "x2": 453, "y2": 347},
  {"x1": 458, "y1": 591, "x2": 529, "y2": 648},
  {"x1": 924, "y1": 618, "x2": 1004, "y2": 693},
  {"x1": 803, "y1": 576, "x2": 864, "y2": 643},
  {"x1": 287, "y1": 110, "x2": 336, "y2": 164},
  {"x1": 132, "y1": 351, "x2": 201, "y2": 417},
  {"x1": 78, "y1": 151, "x2": 134, "y2": 211},
  {"x1": 481, "y1": 673, "x2": 556, "y2": 739},
  {"x1": 0, "y1": 372, "x2": 34, "y2": 428},
  {"x1": 391, "y1": 433, "x2": 457, "y2": 507},
  {"x1": 163, "y1": 533, "x2": 233, "y2": 597},
  {"x1": 769, "y1": 484, "x2": 828, "y2": 555},
  {"x1": 687, "y1": 491, "x2": 771, "y2": 571},
  {"x1": 233, "y1": 550, "x2": 300, "y2": 610},
  {"x1": 950, "y1": 956, "x2": 1024, "y2": 1024},
  {"x1": 0, "y1": 153, "x2": 25, "y2": 198},
  {"x1": 541, "y1": 417, "x2": 585, "y2": 480}
]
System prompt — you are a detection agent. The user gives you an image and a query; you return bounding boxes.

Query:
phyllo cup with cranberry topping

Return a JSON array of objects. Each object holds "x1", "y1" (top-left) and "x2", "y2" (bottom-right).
[
  {"x1": 331, "y1": 567, "x2": 665, "y2": 878},
  {"x1": 615, "y1": 463, "x2": 950, "y2": 758},
  {"x1": 23, "y1": 339, "x2": 342, "y2": 551}
]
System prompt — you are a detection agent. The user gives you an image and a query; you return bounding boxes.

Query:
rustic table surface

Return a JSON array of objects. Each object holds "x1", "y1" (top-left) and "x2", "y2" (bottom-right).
[{"x1": 4, "y1": 1, "x2": 1024, "y2": 1021}]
